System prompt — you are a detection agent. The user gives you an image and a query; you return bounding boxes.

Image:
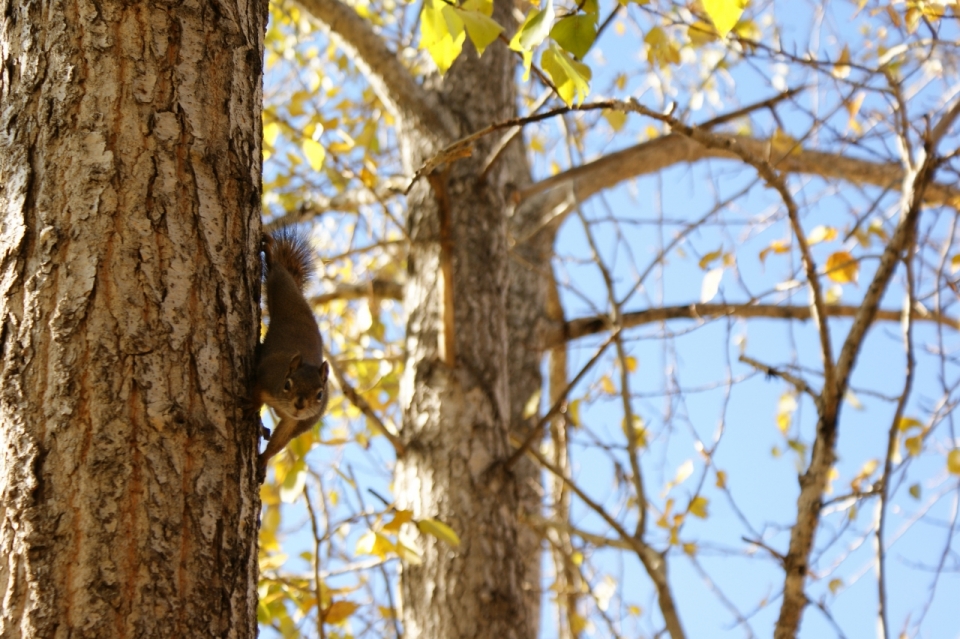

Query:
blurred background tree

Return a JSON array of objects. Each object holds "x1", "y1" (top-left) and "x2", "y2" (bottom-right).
[{"x1": 256, "y1": 1, "x2": 960, "y2": 638}]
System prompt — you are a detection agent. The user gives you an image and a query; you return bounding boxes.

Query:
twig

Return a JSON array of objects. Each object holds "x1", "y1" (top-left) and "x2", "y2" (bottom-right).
[
  {"x1": 738, "y1": 355, "x2": 821, "y2": 406},
  {"x1": 327, "y1": 358, "x2": 406, "y2": 456},
  {"x1": 505, "y1": 329, "x2": 619, "y2": 468}
]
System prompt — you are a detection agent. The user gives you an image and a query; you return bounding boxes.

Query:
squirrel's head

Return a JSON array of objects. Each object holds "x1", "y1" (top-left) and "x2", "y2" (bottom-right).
[{"x1": 273, "y1": 354, "x2": 330, "y2": 421}]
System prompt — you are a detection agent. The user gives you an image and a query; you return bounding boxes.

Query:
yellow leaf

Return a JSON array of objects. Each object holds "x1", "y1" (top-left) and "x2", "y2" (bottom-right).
[
  {"x1": 806, "y1": 225, "x2": 837, "y2": 245},
  {"x1": 759, "y1": 239, "x2": 790, "y2": 264},
  {"x1": 628, "y1": 605, "x2": 643, "y2": 616},
  {"x1": 509, "y1": 0, "x2": 554, "y2": 52},
  {"x1": 832, "y1": 45, "x2": 851, "y2": 79},
  {"x1": 670, "y1": 460, "x2": 694, "y2": 489},
  {"x1": 623, "y1": 356, "x2": 638, "y2": 372},
  {"x1": 908, "y1": 483, "x2": 921, "y2": 499},
  {"x1": 846, "y1": 92, "x2": 865, "y2": 134},
  {"x1": 701, "y1": 0, "x2": 746, "y2": 38},
  {"x1": 603, "y1": 109, "x2": 627, "y2": 131},
  {"x1": 898, "y1": 417, "x2": 923, "y2": 432},
  {"x1": 382, "y1": 509, "x2": 414, "y2": 534},
  {"x1": 378, "y1": 606, "x2": 396, "y2": 619},
  {"x1": 356, "y1": 530, "x2": 396, "y2": 558},
  {"x1": 688, "y1": 496, "x2": 709, "y2": 518},
  {"x1": 623, "y1": 415, "x2": 648, "y2": 449},
  {"x1": 948, "y1": 449, "x2": 960, "y2": 475},
  {"x1": 420, "y1": 1, "x2": 466, "y2": 74},
  {"x1": 825, "y1": 251, "x2": 859, "y2": 284},
  {"x1": 302, "y1": 138, "x2": 326, "y2": 171},
  {"x1": 567, "y1": 399, "x2": 581, "y2": 426},
  {"x1": 600, "y1": 375, "x2": 616, "y2": 395},
  {"x1": 541, "y1": 44, "x2": 592, "y2": 106},
  {"x1": 904, "y1": 435, "x2": 922, "y2": 457},
  {"x1": 682, "y1": 542, "x2": 697, "y2": 556},
  {"x1": 263, "y1": 121, "x2": 281, "y2": 147},
  {"x1": 770, "y1": 129, "x2": 800, "y2": 157},
  {"x1": 570, "y1": 613, "x2": 588, "y2": 634},
  {"x1": 951, "y1": 254, "x2": 960, "y2": 274},
  {"x1": 698, "y1": 247, "x2": 723, "y2": 270},
  {"x1": 324, "y1": 600, "x2": 359, "y2": 624},
  {"x1": 777, "y1": 411, "x2": 791, "y2": 434},
  {"x1": 395, "y1": 539, "x2": 423, "y2": 565},
  {"x1": 461, "y1": 0, "x2": 493, "y2": 16},
  {"x1": 825, "y1": 284, "x2": 842, "y2": 305},
  {"x1": 688, "y1": 20, "x2": 718, "y2": 46},
  {"x1": 279, "y1": 467, "x2": 306, "y2": 503},
  {"x1": 457, "y1": 8, "x2": 504, "y2": 56},
  {"x1": 644, "y1": 26, "x2": 680, "y2": 68},
  {"x1": 828, "y1": 578, "x2": 843, "y2": 594},
  {"x1": 417, "y1": 518, "x2": 461, "y2": 548},
  {"x1": 715, "y1": 470, "x2": 727, "y2": 489}
]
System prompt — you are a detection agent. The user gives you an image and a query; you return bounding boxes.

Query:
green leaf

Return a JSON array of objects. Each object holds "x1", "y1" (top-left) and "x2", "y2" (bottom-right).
[
  {"x1": 541, "y1": 44, "x2": 592, "y2": 106},
  {"x1": 702, "y1": 0, "x2": 747, "y2": 38},
  {"x1": 421, "y1": 0, "x2": 466, "y2": 74},
  {"x1": 908, "y1": 483, "x2": 921, "y2": 499},
  {"x1": 417, "y1": 518, "x2": 462, "y2": 547},
  {"x1": 550, "y1": 14, "x2": 598, "y2": 60},
  {"x1": 457, "y1": 9, "x2": 504, "y2": 56}
]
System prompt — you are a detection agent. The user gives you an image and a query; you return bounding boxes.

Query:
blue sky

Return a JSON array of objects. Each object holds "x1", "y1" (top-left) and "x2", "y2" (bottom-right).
[{"x1": 261, "y1": 1, "x2": 960, "y2": 637}]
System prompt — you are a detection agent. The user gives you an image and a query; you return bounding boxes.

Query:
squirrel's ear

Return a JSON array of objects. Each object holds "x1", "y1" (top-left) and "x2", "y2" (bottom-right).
[
  {"x1": 319, "y1": 361, "x2": 330, "y2": 382},
  {"x1": 287, "y1": 353, "x2": 302, "y2": 371}
]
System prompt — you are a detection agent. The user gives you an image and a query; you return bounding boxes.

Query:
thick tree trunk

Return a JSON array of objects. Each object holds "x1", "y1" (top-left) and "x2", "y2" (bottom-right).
[
  {"x1": 394, "y1": 3, "x2": 541, "y2": 637},
  {"x1": 0, "y1": 1, "x2": 267, "y2": 637}
]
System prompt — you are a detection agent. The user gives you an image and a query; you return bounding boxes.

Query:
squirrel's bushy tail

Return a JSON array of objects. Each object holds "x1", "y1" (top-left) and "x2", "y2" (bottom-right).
[{"x1": 265, "y1": 228, "x2": 316, "y2": 290}]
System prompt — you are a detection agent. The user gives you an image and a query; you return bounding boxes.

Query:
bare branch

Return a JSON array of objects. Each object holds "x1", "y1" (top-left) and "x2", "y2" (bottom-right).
[
  {"x1": 546, "y1": 302, "x2": 958, "y2": 348},
  {"x1": 523, "y1": 445, "x2": 688, "y2": 639},
  {"x1": 514, "y1": 135, "x2": 960, "y2": 232},
  {"x1": 738, "y1": 355, "x2": 821, "y2": 405},
  {"x1": 294, "y1": 0, "x2": 456, "y2": 138},
  {"x1": 265, "y1": 176, "x2": 409, "y2": 230},
  {"x1": 312, "y1": 279, "x2": 404, "y2": 304},
  {"x1": 505, "y1": 329, "x2": 619, "y2": 469},
  {"x1": 327, "y1": 358, "x2": 406, "y2": 456}
]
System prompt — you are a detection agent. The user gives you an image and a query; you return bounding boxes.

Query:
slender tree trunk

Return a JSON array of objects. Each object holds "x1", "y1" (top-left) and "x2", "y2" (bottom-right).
[
  {"x1": 394, "y1": 3, "x2": 540, "y2": 636},
  {"x1": 0, "y1": 1, "x2": 267, "y2": 637}
]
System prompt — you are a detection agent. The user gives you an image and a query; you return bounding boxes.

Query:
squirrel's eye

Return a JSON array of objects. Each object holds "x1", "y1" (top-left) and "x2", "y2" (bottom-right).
[
  {"x1": 315, "y1": 389, "x2": 324, "y2": 401},
  {"x1": 283, "y1": 378, "x2": 293, "y2": 392}
]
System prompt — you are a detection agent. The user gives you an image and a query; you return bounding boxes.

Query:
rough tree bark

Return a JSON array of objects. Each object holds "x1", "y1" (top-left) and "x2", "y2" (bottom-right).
[
  {"x1": 0, "y1": 1, "x2": 267, "y2": 637},
  {"x1": 394, "y1": 6, "x2": 539, "y2": 636}
]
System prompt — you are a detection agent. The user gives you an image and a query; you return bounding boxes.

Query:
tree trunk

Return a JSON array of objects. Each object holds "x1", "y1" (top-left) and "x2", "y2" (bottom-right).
[
  {"x1": 394, "y1": 3, "x2": 540, "y2": 636},
  {"x1": 0, "y1": 1, "x2": 267, "y2": 637}
]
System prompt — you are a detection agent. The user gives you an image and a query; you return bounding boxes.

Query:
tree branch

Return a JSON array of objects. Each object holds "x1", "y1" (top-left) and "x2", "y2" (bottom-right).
[
  {"x1": 327, "y1": 358, "x2": 405, "y2": 456},
  {"x1": 514, "y1": 134, "x2": 960, "y2": 233},
  {"x1": 311, "y1": 279, "x2": 404, "y2": 304},
  {"x1": 546, "y1": 302, "x2": 958, "y2": 348},
  {"x1": 294, "y1": 0, "x2": 456, "y2": 138}
]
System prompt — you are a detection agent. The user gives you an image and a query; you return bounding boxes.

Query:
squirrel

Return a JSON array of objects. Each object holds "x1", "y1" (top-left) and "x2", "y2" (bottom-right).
[{"x1": 255, "y1": 228, "x2": 330, "y2": 476}]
